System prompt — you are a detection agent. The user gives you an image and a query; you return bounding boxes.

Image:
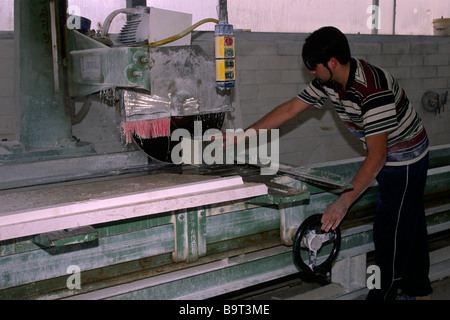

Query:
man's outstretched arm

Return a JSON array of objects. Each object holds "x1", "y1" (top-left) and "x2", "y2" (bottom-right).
[
  {"x1": 321, "y1": 133, "x2": 388, "y2": 232},
  {"x1": 246, "y1": 97, "x2": 311, "y2": 132}
]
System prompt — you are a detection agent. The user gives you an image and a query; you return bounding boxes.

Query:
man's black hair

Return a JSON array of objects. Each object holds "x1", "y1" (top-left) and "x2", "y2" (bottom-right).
[{"x1": 302, "y1": 26, "x2": 352, "y2": 71}]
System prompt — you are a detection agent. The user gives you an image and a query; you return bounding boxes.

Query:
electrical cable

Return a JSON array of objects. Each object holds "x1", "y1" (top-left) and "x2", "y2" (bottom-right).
[{"x1": 148, "y1": 18, "x2": 219, "y2": 47}]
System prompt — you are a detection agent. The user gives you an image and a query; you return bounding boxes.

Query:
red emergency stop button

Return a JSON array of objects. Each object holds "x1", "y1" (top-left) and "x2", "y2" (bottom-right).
[{"x1": 225, "y1": 37, "x2": 234, "y2": 46}]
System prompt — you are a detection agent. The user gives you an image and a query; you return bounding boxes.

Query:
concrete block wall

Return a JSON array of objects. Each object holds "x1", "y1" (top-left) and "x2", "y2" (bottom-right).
[
  {"x1": 0, "y1": 32, "x2": 15, "y2": 142},
  {"x1": 193, "y1": 31, "x2": 450, "y2": 167}
]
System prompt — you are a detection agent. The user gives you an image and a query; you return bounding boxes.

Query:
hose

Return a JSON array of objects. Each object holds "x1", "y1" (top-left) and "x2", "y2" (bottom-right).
[{"x1": 148, "y1": 18, "x2": 219, "y2": 48}]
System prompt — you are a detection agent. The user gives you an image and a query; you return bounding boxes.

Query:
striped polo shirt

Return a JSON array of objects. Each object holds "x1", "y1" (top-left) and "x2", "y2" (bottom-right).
[{"x1": 298, "y1": 58, "x2": 429, "y2": 166}]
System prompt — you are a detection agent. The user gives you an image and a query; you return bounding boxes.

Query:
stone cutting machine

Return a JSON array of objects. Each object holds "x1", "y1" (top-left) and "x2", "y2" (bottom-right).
[{"x1": 1, "y1": 0, "x2": 450, "y2": 300}]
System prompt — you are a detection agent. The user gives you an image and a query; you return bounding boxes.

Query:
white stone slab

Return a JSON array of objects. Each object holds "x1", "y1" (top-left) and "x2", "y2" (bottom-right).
[{"x1": 0, "y1": 174, "x2": 268, "y2": 241}]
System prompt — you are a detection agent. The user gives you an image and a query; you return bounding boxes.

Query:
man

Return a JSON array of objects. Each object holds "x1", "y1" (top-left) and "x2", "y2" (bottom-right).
[{"x1": 238, "y1": 26, "x2": 432, "y2": 300}]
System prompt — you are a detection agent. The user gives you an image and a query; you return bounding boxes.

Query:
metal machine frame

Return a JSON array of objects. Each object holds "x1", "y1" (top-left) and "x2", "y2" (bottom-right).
[{"x1": 1, "y1": 145, "x2": 450, "y2": 299}]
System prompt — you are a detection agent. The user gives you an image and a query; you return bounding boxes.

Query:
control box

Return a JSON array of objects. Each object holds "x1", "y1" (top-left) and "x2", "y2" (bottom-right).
[{"x1": 215, "y1": 24, "x2": 235, "y2": 89}]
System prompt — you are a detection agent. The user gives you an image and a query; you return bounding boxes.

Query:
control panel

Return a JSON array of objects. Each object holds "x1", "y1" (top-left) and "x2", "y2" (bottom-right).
[{"x1": 215, "y1": 24, "x2": 235, "y2": 89}]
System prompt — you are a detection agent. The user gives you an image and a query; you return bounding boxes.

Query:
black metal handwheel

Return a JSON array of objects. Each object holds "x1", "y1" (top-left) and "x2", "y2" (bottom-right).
[{"x1": 292, "y1": 214, "x2": 341, "y2": 277}]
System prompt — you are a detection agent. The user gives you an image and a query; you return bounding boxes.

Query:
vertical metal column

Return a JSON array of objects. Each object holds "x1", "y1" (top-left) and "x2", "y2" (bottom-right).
[
  {"x1": 14, "y1": 0, "x2": 73, "y2": 150},
  {"x1": 172, "y1": 209, "x2": 207, "y2": 263},
  {"x1": 392, "y1": 0, "x2": 397, "y2": 35},
  {"x1": 218, "y1": 0, "x2": 229, "y2": 24},
  {"x1": 371, "y1": 0, "x2": 379, "y2": 35}
]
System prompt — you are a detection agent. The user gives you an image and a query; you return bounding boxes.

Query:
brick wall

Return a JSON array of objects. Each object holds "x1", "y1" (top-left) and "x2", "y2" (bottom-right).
[{"x1": 1, "y1": 31, "x2": 449, "y2": 165}]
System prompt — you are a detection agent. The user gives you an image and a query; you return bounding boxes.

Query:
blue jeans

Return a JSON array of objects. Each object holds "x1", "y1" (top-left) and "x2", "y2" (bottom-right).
[{"x1": 366, "y1": 153, "x2": 432, "y2": 300}]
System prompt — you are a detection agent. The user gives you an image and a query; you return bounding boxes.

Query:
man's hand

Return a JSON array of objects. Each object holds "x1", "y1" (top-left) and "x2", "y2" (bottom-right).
[{"x1": 321, "y1": 197, "x2": 349, "y2": 232}]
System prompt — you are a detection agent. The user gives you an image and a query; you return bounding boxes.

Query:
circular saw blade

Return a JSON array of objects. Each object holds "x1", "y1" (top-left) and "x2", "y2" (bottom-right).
[{"x1": 132, "y1": 113, "x2": 225, "y2": 163}]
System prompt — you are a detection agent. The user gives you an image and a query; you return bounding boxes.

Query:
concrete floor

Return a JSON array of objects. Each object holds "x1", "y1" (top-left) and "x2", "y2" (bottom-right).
[
  {"x1": 428, "y1": 276, "x2": 450, "y2": 300},
  {"x1": 222, "y1": 275, "x2": 450, "y2": 300}
]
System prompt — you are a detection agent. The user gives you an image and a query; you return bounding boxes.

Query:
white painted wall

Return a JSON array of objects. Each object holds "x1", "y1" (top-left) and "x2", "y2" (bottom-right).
[{"x1": 1, "y1": 0, "x2": 449, "y2": 35}]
